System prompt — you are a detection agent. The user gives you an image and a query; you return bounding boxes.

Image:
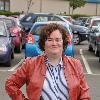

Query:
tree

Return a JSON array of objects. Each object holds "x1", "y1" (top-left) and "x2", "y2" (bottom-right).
[
  {"x1": 26, "y1": 0, "x2": 34, "y2": 13},
  {"x1": 67, "y1": 0, "x2": 86, "y2": 14}
]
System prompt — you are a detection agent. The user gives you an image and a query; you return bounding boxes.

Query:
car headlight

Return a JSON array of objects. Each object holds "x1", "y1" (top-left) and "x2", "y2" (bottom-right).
[
  {"x1": 74, "y1": 31, "x2": 77, "y2": 33},
  {"x1": 0, "y1": 44, "x2": 7, "y2": 52}
]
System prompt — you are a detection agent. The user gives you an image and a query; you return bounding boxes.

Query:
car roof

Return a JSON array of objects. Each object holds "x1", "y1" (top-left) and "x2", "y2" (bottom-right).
[
  {"x1": 30, "y1": 21, "x2": 72, "y2": 35},
  {"x1": 23, "y1": 13, "x2": 54, "y2": 17},
  {"x1": 91, "y1": 17, "x2": 100, "y2": 20},
  {"x1": 53, "y1": 15, "x2": 72, "y2": 24},
  {"x1": 32, "y1": 21, "x2": 69, "y2": 27}
]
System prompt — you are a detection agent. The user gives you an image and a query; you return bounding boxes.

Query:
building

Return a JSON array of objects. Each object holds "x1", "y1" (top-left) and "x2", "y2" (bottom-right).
[
  {"x1": 0, "y1": 0, "x2": 10, "y2": 11},
  {"x1": 0, "y1": 0, "x2": 100, "y2": 15}
]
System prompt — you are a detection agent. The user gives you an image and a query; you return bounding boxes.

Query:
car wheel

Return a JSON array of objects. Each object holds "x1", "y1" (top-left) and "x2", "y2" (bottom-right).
[
  {"x1": 73, "y1": 34, "x2": 80, "y2": 45},
  {"x1": 94, "y1": 45, "x2": 99, "y2": 56},
  {"x1": 88, "y1": 42, "x2": 93, "y2": 51},
  {"x1": 5, "y1": 56, "x2": 11, "y2": 67},
  {"x1": 11, "y1": 51, "x2": 14, "y2": 59},
  {"x1": 15, "y1": 44, "x2": 22, "y2": 53}
]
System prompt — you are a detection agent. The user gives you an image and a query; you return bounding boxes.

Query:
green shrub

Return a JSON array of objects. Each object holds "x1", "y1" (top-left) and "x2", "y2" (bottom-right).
[
  {"x1": 70, "y1": 14, "x2": 90, "y2": 19},
  {"x1": 0, "y1": 11, "x2": 20, "y2": 16}
]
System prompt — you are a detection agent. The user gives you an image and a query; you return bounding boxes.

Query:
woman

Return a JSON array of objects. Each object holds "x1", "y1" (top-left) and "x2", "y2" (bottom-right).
[{"x1": 5, "y1": 23, "x2": 90, "y2": 100}]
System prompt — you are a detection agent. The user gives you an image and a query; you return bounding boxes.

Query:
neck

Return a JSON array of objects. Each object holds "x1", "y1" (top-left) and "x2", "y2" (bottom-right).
[{"x1": 46, "y1": 54, "x2": 62, "y2": 66}]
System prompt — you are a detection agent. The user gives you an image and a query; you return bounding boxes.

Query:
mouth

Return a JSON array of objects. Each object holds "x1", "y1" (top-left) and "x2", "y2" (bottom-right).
[{"x1": 52, "y1": 47, "x2": 58, "y2": 49}]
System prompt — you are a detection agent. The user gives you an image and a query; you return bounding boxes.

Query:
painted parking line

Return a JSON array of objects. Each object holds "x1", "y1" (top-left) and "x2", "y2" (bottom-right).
[
  {"x1": 85, "y1": 73, "x2": 100, "y2": 75},
  {"x1": 80, "y1": 49, "x2": 92, "y2": 74},
  {"x1": 8, "y1": 58, "x2": 25, "y2": 71}
]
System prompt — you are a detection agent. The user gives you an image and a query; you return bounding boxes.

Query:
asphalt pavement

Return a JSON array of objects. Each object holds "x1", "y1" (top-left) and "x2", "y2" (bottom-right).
[{"x1": 0, "y1": 41, "x2": 100, "y2": 100}]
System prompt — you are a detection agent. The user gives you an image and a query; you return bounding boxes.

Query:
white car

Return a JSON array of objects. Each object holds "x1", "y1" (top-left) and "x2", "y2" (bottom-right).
[
  {"x1": 89, "y1": 18, "x2": 100, "y2": 28},
  {"x1": 85, "y1": 16, "x2": 100, "y2": 28}
]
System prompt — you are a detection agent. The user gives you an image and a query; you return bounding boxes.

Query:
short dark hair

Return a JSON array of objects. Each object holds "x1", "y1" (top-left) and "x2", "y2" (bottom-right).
[{"x1": 38, "y1": 23, "x2": 69, "y2": 51}]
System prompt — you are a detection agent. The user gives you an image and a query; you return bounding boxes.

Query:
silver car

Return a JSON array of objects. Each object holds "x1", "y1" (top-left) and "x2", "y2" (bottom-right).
[{"x1": 88, "y1": 25, "x2": 100, "y2": 56}]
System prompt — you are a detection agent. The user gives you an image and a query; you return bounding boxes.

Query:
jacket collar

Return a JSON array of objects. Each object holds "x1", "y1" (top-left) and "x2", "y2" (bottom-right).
[{"x1": 40, "y1": 54, "x2": 69, "y2": 75}]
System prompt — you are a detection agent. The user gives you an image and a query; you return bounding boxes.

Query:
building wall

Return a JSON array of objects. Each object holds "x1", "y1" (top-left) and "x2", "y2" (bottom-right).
[{"x1": 10, "y1": 0, "x2": 100, "y2": 15}]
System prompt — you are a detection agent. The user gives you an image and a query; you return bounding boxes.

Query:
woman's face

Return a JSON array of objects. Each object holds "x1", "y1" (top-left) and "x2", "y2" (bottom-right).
[{"x1": 44, "y1": 30, "x2": 63, "y2": 56}]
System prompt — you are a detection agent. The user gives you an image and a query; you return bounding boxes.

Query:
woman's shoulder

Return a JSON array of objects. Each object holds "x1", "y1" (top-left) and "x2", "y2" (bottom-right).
[
  {"x1": 21, "y1": 55, "x2": 44, "y2": 71},
  {"x1": 64, "y1": 56, "x2": 83, "y2": 74},
  {"x1": 64, "y1": 55, "x2": 81, "y2": 63},
  {"x1": 25, "y1": 55, "x2": 44, "y2": 63}
]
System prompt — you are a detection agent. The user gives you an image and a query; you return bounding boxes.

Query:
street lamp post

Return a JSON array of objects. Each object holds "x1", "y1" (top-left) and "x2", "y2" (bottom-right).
[
  {"x1": 40, "y1": 0, "x2": 42, "y2": 12},
  {"x1": 96, "y1": 3, "x2": 98, "y2": 15}
]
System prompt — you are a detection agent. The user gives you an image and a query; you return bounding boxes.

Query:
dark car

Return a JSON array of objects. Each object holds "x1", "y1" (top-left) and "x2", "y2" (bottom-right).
[
  {"x1": 88, "y1": 26, "x2": 100, "y2": 56},
  {"x1": 47, "y1": 15, "x2": 89, "y2": 45},
  {"x1": 20, "y1": 13, "x2": 54, "y2": 32},
  {"x1": 0, "y1": 21, "x2": 15, "y2": 66},
  {"x1": 74, "y1": 17, "x2": 89, "y2": 26},
  {"x1": 71, "y1": 25, "x2": 89, "y2": 44}
]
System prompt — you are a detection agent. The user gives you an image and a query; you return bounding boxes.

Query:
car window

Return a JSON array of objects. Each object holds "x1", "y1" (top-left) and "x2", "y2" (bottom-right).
[
  {"x1": 92, "y1": 20, "x2": 100, "y2": 26},
  {"x1": 0, "y1": 22, "x2": 7, "y2": 36},
  {"x1": 67, "y1": 25, "x2": 72, "y2": 34},
  {"x1": 36, "y1": 16, "x2": 48, "y2": 22},
  {"x1": 95, "y1": 25, "x2": 100, "y2": 33},
  {"x1": 26, "y1": 16, "x2": 32, "y2": 21},
  {"x1": 51, "y1": 16, "x2": 63, "y2": 21},
  {"x1": 86, "y1": 18, "x2": 92, "y2": 24},
  {"x1": 30, "y1": 24, "x2": 45, "y2": 35},
  {"x1": 4, "y1": 19, "x2": 15, "y2": 28},
  {"x1": 30, "y1": 23, "x2": 71, "y2": 35},
  {"x1": 23, "y1": 15, "x2": 35, "y2": 22}
]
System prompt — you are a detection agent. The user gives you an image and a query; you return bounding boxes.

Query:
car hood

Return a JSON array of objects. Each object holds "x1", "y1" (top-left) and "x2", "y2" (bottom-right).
[
  {"x1": 0, "y1": 37, "x2": 9, "y2": 45},
  {"x1": 72, "y1": 25, "x2": 89, "y2": 33}
]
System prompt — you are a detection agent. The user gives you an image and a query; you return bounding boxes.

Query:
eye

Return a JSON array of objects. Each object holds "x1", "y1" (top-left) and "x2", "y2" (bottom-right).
[
  {"x1": 55, "y1": 38, "x2": 63, "y2": 42},
  {"x1": 47, "y1": 38, "x2": 52, "y2": 41}
]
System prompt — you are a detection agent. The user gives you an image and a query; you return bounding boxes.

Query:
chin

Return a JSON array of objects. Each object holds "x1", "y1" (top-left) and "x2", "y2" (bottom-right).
[{"x1": 51, "y1": 51, "x2": 60, "y2": 55}]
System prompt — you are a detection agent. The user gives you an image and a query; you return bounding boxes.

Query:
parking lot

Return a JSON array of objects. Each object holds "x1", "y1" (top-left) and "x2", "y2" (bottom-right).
[{"x1": 0, "y1": 41, "x2": 100, "y2": 100}]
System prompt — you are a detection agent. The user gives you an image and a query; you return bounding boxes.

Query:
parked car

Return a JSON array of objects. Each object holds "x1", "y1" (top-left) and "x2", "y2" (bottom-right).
[
  {"x1": 20, "y1": 13, "x2": 55, "y2": 32},
  {"x1": 70, "y1": 25, "x2": 89, "y2": 45},
  {"x1": 88, "y1": 25, "x2": 100, "y2": 56},
  {"x1": 51, "y1": 15, "x2": 72, "y2": 25},
  {"x1": 74, "y1": 17, "x2": 89, "y2": 26},
  {"x1": 89, "y1": 18, "x2": 100, "y2": 28},
  {"x1": 25, "y1": 21, "x2": 74, "y2": 58},
  {"x1": 0, "y1": 16, "x2": 27, "y2": 53},
  {"x1": 60, "y1": 15, "x2": 74, "y2": 23},
  {"x1": 20, "y1": 13, "x2": 72, "y2": 33},
  {"x1": 49, "y1": 15, "x2": 89, "y2": 45},
  {"x1": 85, "y1": 16, "x2": 100, "y2": 27},
  {"x1": 0, "y1": 21, "x2": 15, "y2": 67}
]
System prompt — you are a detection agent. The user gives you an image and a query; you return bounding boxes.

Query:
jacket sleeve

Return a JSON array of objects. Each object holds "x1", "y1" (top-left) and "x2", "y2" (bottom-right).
[
  {"x1": 5, "y1": 59, "x2": 30, "y2": 100},
  {"x1": 76, "y1": 60, "x2": 90, "y2": 100}
]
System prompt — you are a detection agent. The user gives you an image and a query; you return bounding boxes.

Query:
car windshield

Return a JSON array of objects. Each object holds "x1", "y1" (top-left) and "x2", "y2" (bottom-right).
[
  {"x1": 0, "y1": 22, "x2": 7, "y2": 36},
  {"x1": 72, "y1": 25, "x2": 88, "y2": 32},
  {"x1": 30, "y1": 24, "x2": 46, "y2": 35},
  {"x1": 92, "y1": 20, "x2": 100, "y2": 26},
  {"x1": 30, "y1": 23, "x2": 71, "y2": 35},
  {"x1": 96, "y1": 25, "x2": 100, "y2": 32}
]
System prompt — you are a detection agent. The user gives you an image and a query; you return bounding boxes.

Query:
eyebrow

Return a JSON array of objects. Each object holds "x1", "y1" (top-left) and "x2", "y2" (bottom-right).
[{"x1": 47, "y1": 37, "x2": 62, "y2": 39}]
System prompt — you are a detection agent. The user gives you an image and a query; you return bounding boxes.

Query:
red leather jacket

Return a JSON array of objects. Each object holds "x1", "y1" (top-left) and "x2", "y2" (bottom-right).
[{"x1": 5, "y1": 55, "x2": 90, "y2": 100}]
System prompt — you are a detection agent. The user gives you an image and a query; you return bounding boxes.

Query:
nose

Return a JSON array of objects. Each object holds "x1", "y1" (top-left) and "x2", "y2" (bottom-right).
[{"x1": 52, "y1": 40, "x2": 57, "y2": 45}]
